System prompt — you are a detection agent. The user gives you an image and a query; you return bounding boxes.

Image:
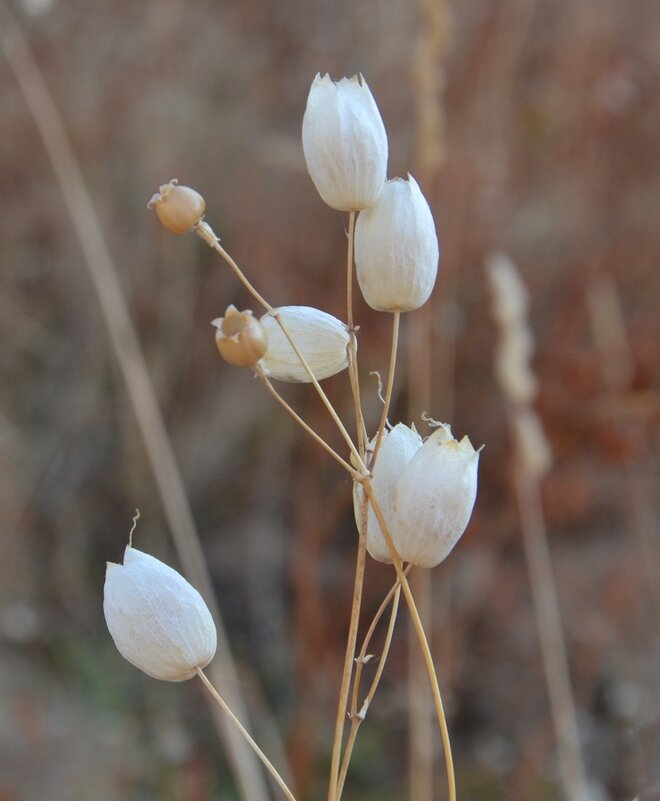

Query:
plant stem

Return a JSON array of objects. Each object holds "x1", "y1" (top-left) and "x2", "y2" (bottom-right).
[
  {"x1": 336, "y1": 578, "x2": 404, "y2": 800},
  {"x1": 361, "y1": 481, "x2": 456, "y2": 801},
  {"x1": 196, "y1": 222, "x2": 367, "y2": 475},
  {"x1": 371, "y1": 311, "x2": 401, "y2": 467},
  {"x1": 351, "y1": 568, "x2": 411, "y2": 717},
  {"x1": 255, "y1": 366, "x2": 360, "y2": 479},
  {"x1": 327, "y1": 515, "x2": 368, "y2": 801},
  {"x1": 510, "y1": 421, "x2": 590, "y2": 801},
  {"x1": 327, "y1": 209, "x2": 376, "y2": 801},
  {"x1": 345, "y1": 210, "x2": 367, "y2": 457},
  {"x1": 0, "y1": 15, "x2": 274, "y2": 801},
  {"x1": 196, "y1": 668, "x2": 298, "y2": 801}
]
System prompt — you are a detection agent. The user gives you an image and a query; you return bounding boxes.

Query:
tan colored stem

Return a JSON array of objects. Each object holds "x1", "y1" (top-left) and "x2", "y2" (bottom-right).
[
  {"x1": 197, "y1": 669, "x2": 298, "y2": 801},
  {"x1": 510, "y1": 413, "x2": 590, "y2": 801},
  {"x1": 327, "y1": 514, "x2": 368, "y2": 801},
  {"x1": 345, "y1": 210, "x2": 367, "y2": 457},
  {"x1": 361, "y1": 481, "x2": 456, "y2": 801},
  {"x1": 197, "y1": 223, "x2": 367, "y2": 474},
  {"x1": 371, "y1": 311, "x2": 401, "y2": 467},
  {"x1": 255, "y1": 366, "x2": 360, "y2": 479},
  {"x1": 337, "y1": 580, "x2": 404, "y2": 800},
  {"x1": 0, "y1": 16, "x2": 273, "y2": 801}
]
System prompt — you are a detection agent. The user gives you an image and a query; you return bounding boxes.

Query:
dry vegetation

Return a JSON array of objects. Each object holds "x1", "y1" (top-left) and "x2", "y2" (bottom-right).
[{"x1": 0, "y1": 0, "x2": 658, "y2": 800}]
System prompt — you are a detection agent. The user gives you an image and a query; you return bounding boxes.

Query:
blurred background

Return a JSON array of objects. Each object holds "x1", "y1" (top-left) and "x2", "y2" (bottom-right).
[{"x1": 0, "y1": 0, "x2": 658, "y2": 799}]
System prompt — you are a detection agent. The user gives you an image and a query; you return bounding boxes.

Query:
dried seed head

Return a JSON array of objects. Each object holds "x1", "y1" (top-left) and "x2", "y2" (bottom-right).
[
  {"x1": 354, "y1": 175, "x2": 439, "y2": 312},
  {"x1": 212, "y1": 305, "x2": 268, "y2": 367},
  {"x1": 354, "y1": 422, "x2": 479, "y2": 568},
  {"x1": 302, "y1": 74, "x2": 388, "y2": 211},
  {"x1": 148, "y1": 179, "x2": 206, "y2": 235},
  {"x1": 259, "y1": 305, "x2": 350, "y2": 382},
  {"x1": 104, "y1": 545, "x2": 217, "y2": 682}
]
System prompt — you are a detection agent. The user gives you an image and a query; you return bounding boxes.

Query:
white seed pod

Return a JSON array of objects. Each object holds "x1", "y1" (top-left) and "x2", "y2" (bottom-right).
[
  {"x1": 302, "y1": 73, "x2": 388, "y2": 211},
  {"x1": 354, "y1": 175, "x2": 439, "y2": 312},
  {"x1": 353, "y1": 423, "x2": 423, "y2": 563},
  {"x1": 391, "y1": 425, "x2": 479, "y2": 568},
  {"x1": 354, "y1": 423, "x2": 479, "y2": 568},
  {"x1": 259, "y1": 306, "x2": 350, "y2": 383},
  {"x1": 104, "y1": 546, "x2": 217, "y2": 682}
]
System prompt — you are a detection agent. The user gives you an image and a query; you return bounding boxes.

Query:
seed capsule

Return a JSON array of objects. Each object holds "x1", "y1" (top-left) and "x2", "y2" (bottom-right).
[
  {"x1": 259, "y1": 306, "x2": 350, "y2": 383},
  {"x1": 148, "y1": 179, "x2": 206, "y2": 235},
  {"x1": 354, "y1": 175, "x2": 439, "y2": 312},
  {"x1": 104, "y1": 546, "x2": 217, "y2": 682},
  {"x1": 354, "y1": 423, "x2": 423, "y2": 564},
  {"x1": 354, "y1": 422, "x2": 479, "y2": 568},
  {"x1": 212, "y1": 306, "x2": 269, "y2": 367},
  {"x1": 302, "y1": 74, "x2": 388, "y2": 211}
]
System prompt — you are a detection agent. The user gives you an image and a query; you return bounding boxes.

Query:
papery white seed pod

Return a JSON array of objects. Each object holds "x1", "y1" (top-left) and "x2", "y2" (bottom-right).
[
  {"x1": 302, "y1": 73, "x2": 388, "y2": 211},
  {"x1": 104, "y1": 546, "x2": 217, "y2": 682},
  {"x1": 353, "y1": 423, "x2": 423, "y2": 563},
  {"x1": 354, "y1": 175, "x2": 439, "y2": 312},
  {"x1": 391, "y1": 424, "x2": 479, "y2": 568},
  {"x1": 259, "y1": 306, "x2": 350, "y2": 383}
]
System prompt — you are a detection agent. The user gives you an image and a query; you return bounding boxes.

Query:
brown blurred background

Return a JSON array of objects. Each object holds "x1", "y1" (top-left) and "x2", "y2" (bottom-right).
[{"x1": 0, "y1": 0, "x2": 658, "y2": 799}]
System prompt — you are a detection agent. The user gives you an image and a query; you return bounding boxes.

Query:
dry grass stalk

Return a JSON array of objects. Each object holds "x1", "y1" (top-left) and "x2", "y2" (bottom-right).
[
  {"x1": 408, "y1": 2, "x2": 453, "y2": 798},
  {"x1": 488, "y1": 253, "x2": 590, "y2": 801},
  {"x1": 0, "y1": 11, "x2": 274, "y2": 801}
]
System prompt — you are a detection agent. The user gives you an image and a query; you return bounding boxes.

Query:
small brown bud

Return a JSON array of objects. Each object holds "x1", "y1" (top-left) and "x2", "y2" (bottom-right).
[
  {"x1": 148, "y1": 179, "x2": 206, "y2": 235},
  {"x1": 212, "y1": 306, "x2": 268, "y2": 367}
]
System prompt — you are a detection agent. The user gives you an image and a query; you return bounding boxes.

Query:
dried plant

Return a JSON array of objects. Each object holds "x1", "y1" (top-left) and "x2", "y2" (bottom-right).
[{"x1": 108, "y1": 74, "x2": 481, "y2": 801}]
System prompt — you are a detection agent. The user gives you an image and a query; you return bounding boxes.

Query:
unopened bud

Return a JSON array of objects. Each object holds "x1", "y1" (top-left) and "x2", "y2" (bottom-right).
[
  {"x1": 212, "y1": 306, "x2": 268, "y2": 367},
  {"x1": 104, "y1": 545, "x2": 217, "y2": 682},
  {"x1": 148, "y1": 179, "x2": 206, "y2": 235}
]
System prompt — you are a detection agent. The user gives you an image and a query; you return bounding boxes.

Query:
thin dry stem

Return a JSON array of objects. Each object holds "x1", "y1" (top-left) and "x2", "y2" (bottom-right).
[
  {"x1": 255, "y1": 366, "x2": 360, "y2": 479},
  {"x1": 197, "y1": 223, "x2": 367, "y2": 475},
  {"x1": 489, "y1": 255, "x2": 589, "y2": 801},
  {"x1": 352, "y1": 567, "x2": 411, "y2": 713},
  {"x1": 510, "y1": 429, "x2": 590, "y2": 801},
  {"x1": 345, "y1": 210, "x2": 368, "y2": 457},
  {"x1": 327, "y1": 512, "x2": 368, "y2": 801},
  {"x1": 361, "y1": 481, "x2": 456, "y2": 801},
  {"x1": 197, "y1": 668, "x2": 298, "y2": 801},
  {"x1": 371, "y1": 311, "x2": 401, "y2": 467},
  {"x1": 0, "y1": 16, "x2": 273, "y2": 801},
  {"x1": 337, "y1": 579, "x2": 404, "y2": 800}
]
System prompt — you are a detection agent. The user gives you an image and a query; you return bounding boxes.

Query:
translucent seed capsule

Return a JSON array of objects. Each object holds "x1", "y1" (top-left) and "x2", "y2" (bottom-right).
[
  {"x1": 259, "y1": 306, "x2": 350, "y2": 383},
  {"x1": 104, "y1": 546, "x2": 217, "y2": 682},
  {"x1": 354, "y1": 175, "x2": 439, "y2": 312},
  {"x1": 354, "y1": 423, "x2": 479, "y2": 568},
  {"x1": 302, "y1": 74, "x2": 388, "y2": 211}
]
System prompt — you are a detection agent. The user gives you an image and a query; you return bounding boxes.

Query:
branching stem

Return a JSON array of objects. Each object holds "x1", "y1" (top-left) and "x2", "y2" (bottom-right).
[
  {"x1": 254, "y1": 366, "x2": 360, "y2": 479},
  {"x1": 197, "y1": 222, "x2": 367, "y2": 475},
  {"x1": 361, "y1": 482, "x2": 456, "y2": 801},
  {"x1": 327, "y1": 513, "x2": 368, "y2": 801},
  {"x1": 336, "y1": 573, "x2": 407, "y2": 800}
]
